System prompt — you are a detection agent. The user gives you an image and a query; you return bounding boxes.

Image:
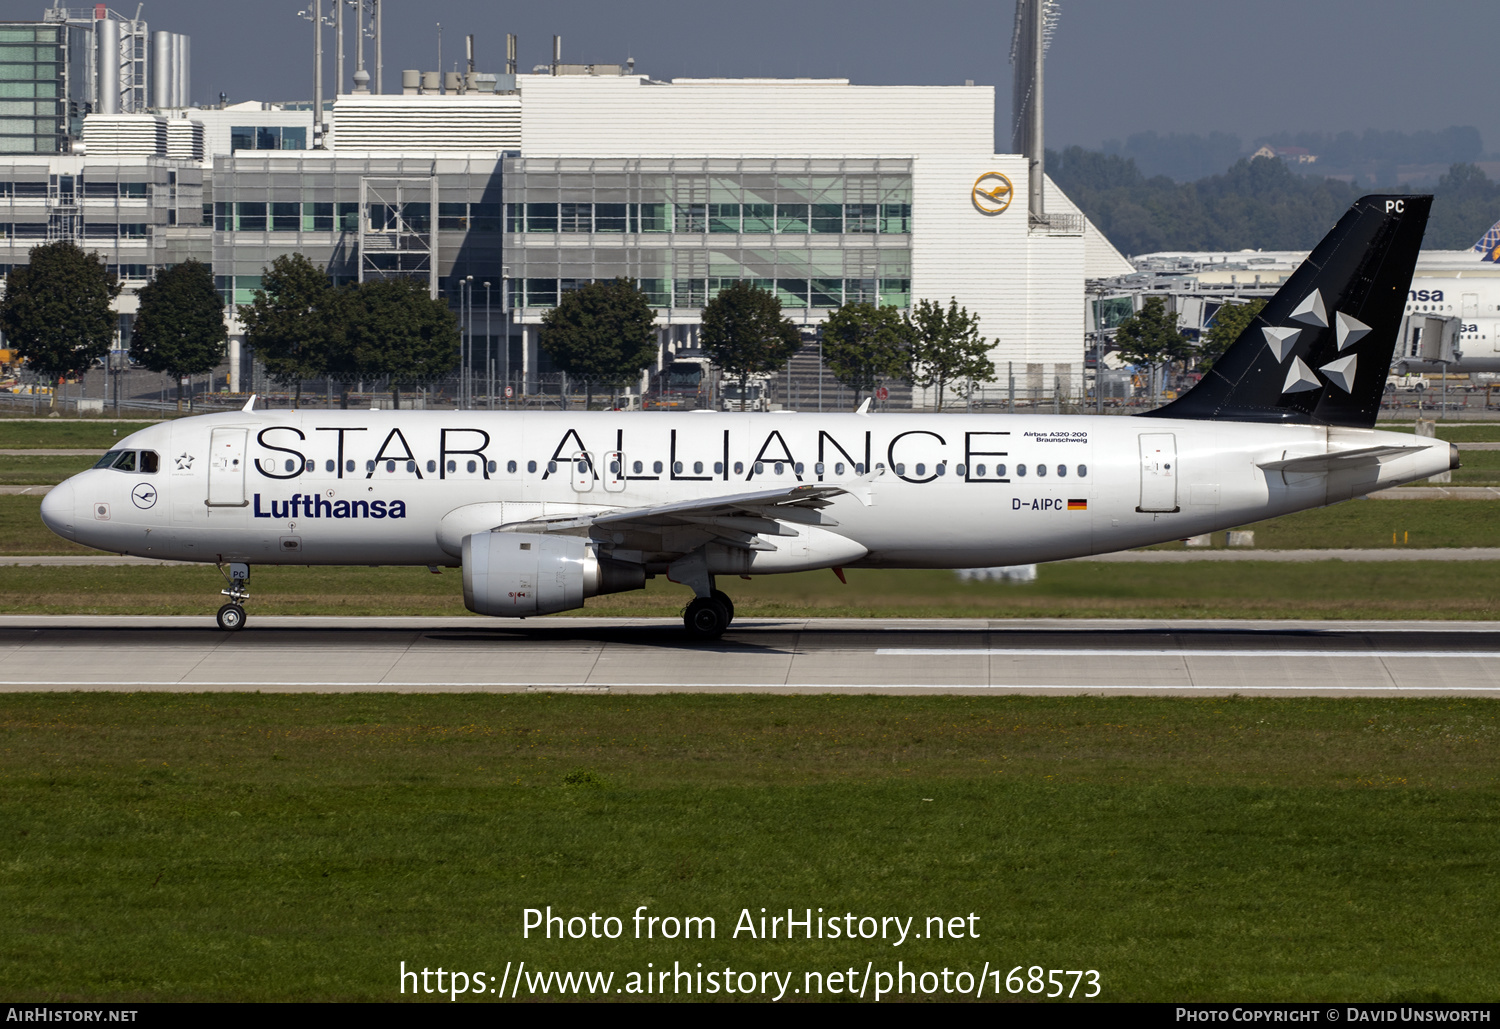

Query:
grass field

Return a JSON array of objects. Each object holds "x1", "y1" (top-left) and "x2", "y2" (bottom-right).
[
  {"x1": 0, "y1": 453, "x2": 99, "y2": 485},
  {"x1": 1, "y1": 693, "x2": 1495, "y2": 1002},
  {"x1": 0, "y1": 419, "x2": 161, "y2": 450},
  {"x1": 4, "y1": 558, "x2": 1500, "y2": 620}
]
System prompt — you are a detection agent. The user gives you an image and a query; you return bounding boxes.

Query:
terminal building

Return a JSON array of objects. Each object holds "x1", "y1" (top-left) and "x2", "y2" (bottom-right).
[{"x1": 0, "y1": 3, "x2": 1134, "y2": 407}]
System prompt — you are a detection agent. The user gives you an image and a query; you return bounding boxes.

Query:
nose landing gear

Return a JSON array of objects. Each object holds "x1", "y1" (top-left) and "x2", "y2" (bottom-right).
[{"x1": 216, "y1": 562, "x2": 250, "y2": 631}]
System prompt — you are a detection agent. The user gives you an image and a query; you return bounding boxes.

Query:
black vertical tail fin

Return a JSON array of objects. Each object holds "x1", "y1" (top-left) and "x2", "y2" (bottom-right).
[{"x1": 1144, "y1": 194, "x2": 1431, "y2": 428}]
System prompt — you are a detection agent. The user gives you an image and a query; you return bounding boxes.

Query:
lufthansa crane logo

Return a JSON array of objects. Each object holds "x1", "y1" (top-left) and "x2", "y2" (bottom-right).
[
  {"x1": 131, "y1": 483, "x2": 158, "y2": 509},
  {"x1": 972, "y1": 172, "x2": 1014, "y2": 215}
]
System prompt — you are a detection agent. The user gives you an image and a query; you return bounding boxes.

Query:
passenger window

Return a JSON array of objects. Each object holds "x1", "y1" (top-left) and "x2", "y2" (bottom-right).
[
  {"x1": 754, "y1": 462, "x2": 764, "y2": 475},
  {"x1": 693, "y1": 461, "x2": 703, "y2": 474},
  {"x1": 1077, "y1": 464, "x2": 1087, "y2": 477},
  {"x1": 774, "y1": 462, "x2": 784, "y2": 475},
  {"x1": 895, "y1": 463, "x2": 905, "y2": 476},
  {"x1": 487, "y1": 461, "x2": 496, "y2": 473},
  {"x1": 713, "y1": 462, "x2": 723, "y2": 474},
  {"x1": 446, "y1": 460, "x2": 456, "y2": 473},
  {"x1": 468, "y1": 460, "x2": 478, "y2": 473},
  {"x1": 347, "y1": 460, "x2": 356, "y2": 473},
  {"x1": 577, "y1": 460, "x2": 588, "y2": 473},
  {"x1": 305, "y1": 458, "x2": 315, "y2": 472},
  {"x1": 95, "y1": 450, "x2": 122, "y2": 469},
  {"x1": 653, "y1": 461, "x2": 663, "y2": 474},
  {"x1": 140, "y1": 451, "x2": 160, "y2": 473},
  {"x1": 997, "y1": 464, "x2": 1007, "y2": 477},
  {"x1": 673, "y1": 461, "x2": 683, "y2": 474},
  {"x1": 954, "y1": 464, "x2": 965, "y2": 476},
  {"x1": 547, "y1": 461, "x2": 558, "y2": 474},
  {"x1": 325, "y1": 459, "x2": 335, "y2": 472},
  {"x1": 507, "y1": 460, "x2": 517, "y2": 473},
  {"x1": 527, "y1": 460, "x2": 537, "y2": 473},
  {"x1": 834, "y1": 462, "x2": 844, "y2": 475},
  {"x1": 936, "y1": 464, "x2": 946, "y2": 476},
  {"x1": 734, "y1": 462, "x2": 744, "y2": 475},
  {"x1": 976, "y1": 464, "x2": 986, "y2": 477},
  {"x1": 1017, "y1": 464, "x2": 1027, "y2": 477},
  {"x1": 915, "y1": 463, "x2": 925, "y2": 476},
  {"x1": 427, "y1": 460, "x2": 438, "y2": 473},
  {"x1": 633, "y1": 461, "x2": 643, "y2": 474},
  {"x1": 609, "y1": 460, "x2": 620, "y2": 475},
  {"x1": 1037, "y1": 464, "x2": 1047, "y2": 477},
  {"x1": 406, "y1": 461, "x2": 417, "y2": 473},
  {"x1": 366, "y1": 460, "x2": 376, "y2": 472},
  {"x1": 1057, "y1": 464, "x2": 1067, "y2": 478},
  {"x1": 286, "y1": 459, "x2": 298, "y2": 472},
  {"x1": 856, "y1": 463, "x2": 866, "y2": 475},
  {"x1": 113, "y1": 451, "x2": 137, "y2": 472}
]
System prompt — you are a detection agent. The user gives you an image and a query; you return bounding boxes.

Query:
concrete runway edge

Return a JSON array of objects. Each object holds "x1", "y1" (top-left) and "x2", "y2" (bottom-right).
[{"x1": 3, "y1": 615, "x2": 1499, "y2": 697}]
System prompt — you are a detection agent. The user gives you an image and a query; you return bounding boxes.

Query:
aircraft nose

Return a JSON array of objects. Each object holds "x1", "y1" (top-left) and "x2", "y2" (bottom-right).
[{"x1": 39, "y1": 479, "x2": 76, "y2": 540}]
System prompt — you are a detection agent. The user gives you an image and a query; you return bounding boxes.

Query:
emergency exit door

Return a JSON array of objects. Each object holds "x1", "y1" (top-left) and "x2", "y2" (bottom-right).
[
  {"x1": 1138, "y1": 433, "x2": 1179, "y2": 513},
  {"x1": 207, "y1": 428, "x2": 248, "y2": 507}
]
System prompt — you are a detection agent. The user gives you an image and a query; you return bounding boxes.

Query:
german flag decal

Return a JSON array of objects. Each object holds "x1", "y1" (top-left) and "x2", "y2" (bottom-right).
[{"x1": 1067, "y1": 499, "x2": 1087, "y2": 511}]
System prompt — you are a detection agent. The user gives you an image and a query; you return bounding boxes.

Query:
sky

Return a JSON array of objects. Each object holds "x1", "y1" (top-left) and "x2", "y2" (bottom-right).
[{"x1": 106, "y1": 0, "x2": 1500, "y2": 154}]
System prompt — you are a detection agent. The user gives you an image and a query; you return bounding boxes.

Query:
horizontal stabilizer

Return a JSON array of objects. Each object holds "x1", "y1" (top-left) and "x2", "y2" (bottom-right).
[{"x1": 1257, "y1": 445, "x2": 1431, "y2": 473}]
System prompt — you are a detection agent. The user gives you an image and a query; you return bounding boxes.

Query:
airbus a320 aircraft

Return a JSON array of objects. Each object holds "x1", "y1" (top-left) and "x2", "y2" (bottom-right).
[{"x1": 41, "y1": 194, "x2": 1454, "y2": 640}]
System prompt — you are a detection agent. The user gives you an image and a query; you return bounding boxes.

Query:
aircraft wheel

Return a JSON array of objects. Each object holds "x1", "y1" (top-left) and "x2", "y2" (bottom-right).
[
  {"x1": 711, "y1": 589, "x2": 735, "y2": 624},
  {"x1": 684, "y1": 596, "x2": 730, "y2": 640},
  {"x1": 216, "y1": 603, "x2": 247, "y2": 631}
]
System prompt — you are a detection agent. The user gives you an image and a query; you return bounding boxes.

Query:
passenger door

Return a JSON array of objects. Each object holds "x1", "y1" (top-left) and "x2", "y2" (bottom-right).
[
  {"x1": 207, "y1": 428, "x2": 248, "y2": 507},
  {"x1": 1137, "y1": 433, "x2": 1178, "y2": 513}
]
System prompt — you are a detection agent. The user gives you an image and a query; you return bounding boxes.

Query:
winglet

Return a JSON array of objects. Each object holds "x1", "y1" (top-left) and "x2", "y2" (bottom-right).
[
  {"x1": 855, "y1": 398, "x2": 872, "y2": 414},
  {"x1": 241, "y1": 394, "x2": 256, "y2": 412}
]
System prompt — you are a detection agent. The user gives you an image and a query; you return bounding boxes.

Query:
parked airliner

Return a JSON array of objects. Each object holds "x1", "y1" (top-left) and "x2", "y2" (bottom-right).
[{"x1": 40, "y1": 195, "x2": 1454, "y2": 639}]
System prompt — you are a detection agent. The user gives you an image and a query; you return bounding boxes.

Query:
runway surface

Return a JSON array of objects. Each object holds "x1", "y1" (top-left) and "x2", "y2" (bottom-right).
[{"x1": 2, "y1": 615, "x2": 1499, "y2": 696}]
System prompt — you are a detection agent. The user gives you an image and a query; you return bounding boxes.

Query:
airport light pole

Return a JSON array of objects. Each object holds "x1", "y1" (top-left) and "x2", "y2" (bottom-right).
[
  {"x1": 465, "y1": 275, "x2": 474, "y2": 408},
  {"x1": 484, "y1": 281, "x2": 491, "y2": 410},
  {"x1": 502, "y1": 275, "x2": 511, "y2": 408},
  {"x1": 297, "y1": 1, "x2": 331, "y2": 147}
]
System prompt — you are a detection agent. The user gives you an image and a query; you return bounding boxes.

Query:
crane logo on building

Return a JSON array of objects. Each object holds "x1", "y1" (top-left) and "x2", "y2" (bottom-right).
[{"x1": 972, "y1": 172, "x2": 1014, "y2": 215}]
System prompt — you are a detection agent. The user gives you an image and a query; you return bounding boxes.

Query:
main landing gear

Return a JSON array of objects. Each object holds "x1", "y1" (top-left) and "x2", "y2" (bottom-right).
[
  {"x1": 216, "y1": 562, "x2": 250, "y2": 631},
  {"x1": 683, "y1": 589, "x2": 736, "y2": 641}
]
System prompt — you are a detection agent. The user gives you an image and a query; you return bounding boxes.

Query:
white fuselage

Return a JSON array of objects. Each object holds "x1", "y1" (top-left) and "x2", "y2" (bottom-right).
[{"x1": 42, "y1": 409, "x2": 1453, "y2": 572}]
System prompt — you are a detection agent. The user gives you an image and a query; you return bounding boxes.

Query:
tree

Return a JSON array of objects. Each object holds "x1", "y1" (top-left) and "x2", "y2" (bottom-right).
[
  {"x1": 904, "y1": 297, "x2": 994, "y2": 411},
  {"x1": 1113, "y1": 296, "x2": 1193, "y2": 402},
  {"x1": 336, "y1": 278, "x2": 461, "y2": 408},
  {"x1": 237, "y1": 253, "x2": 341, "y2": 408},
  {"x1": 539, "y1": 279, "x2": 659, "y2": 409},
  {"x1": 820, "y1": 302, "x2": 911, "y2": 405},
  {"x1": 0, "y1": 240, "x2": 120, "y2": 408},
  {"x1": 129, "y1": 259, "x2": 227, "y2": 411},
  {"x1": 699, "y1": 281, "x2": 802, "y2": 410},
  {"x1": 1199, "y1": 298, "x2": 1266, "y2": 371}
]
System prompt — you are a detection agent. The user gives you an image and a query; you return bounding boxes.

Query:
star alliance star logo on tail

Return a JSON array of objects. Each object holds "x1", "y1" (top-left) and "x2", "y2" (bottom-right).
[{"x1": 1262, "y1": 290, "x2": 1370, "y2": 397}]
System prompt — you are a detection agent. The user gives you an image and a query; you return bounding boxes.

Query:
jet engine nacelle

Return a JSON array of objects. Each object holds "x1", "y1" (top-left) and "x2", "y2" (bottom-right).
[{"x1": 461, "y1": 531, "x2": 644, "y2": 616}]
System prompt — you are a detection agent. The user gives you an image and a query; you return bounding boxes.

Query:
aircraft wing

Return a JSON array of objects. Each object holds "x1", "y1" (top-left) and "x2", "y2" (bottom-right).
[{"x1": 496, "y1": 483, "x2": 849, "y2": 557}]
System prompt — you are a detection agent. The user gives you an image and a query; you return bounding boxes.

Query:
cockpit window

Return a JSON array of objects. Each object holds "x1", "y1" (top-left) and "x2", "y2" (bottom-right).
[
  {"x1": 94, "y1": 450, "x2": 123, "y2": 469},
  {"x1": 139, "y1": 451, "x2": 159, "y2": 473},
  {"x1": 112, "y1": 451, "x2": 137, "y2": 472}
]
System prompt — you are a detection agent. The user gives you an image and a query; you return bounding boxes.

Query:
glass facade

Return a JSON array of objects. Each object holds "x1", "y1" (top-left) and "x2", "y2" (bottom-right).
[
  {"x1": 503, "y1": 157, "x2": 913, "y2": 312},
  {"x1": 229, "y1": 126, "x2": 308, "y2": 151},
  {"x1": 209, "y1": 154, "x2": 505, "y2": 307},
  {"x1": 207, "y1": 155, "x2": 919, "y2": 319},
  {"x1": 0, "y1": 25, "x2": 66, "y2": 154}
]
